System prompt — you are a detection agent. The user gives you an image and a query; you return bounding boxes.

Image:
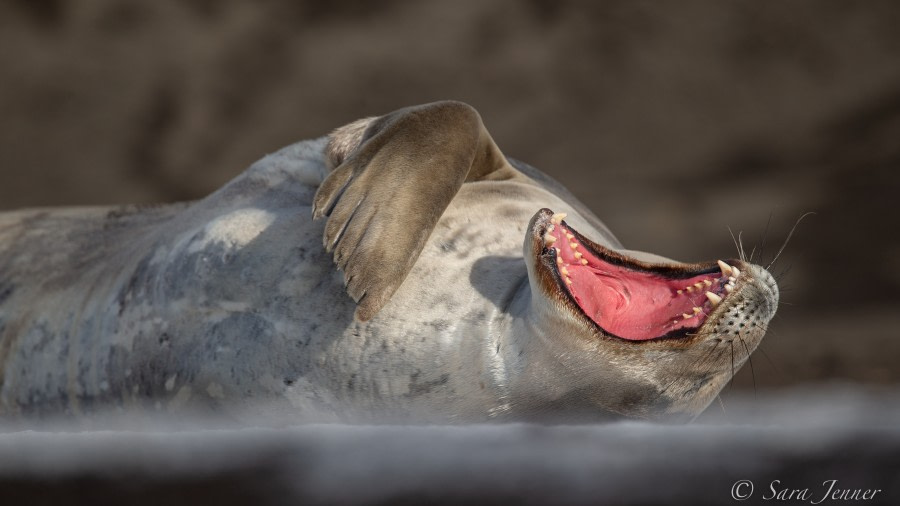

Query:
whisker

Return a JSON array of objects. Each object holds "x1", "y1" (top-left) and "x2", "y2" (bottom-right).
[
  {"x1": 774, "y1": 263, "x2": 795, "y2": 283},
  {"x1": 654, "y1": 344, "x2": 721, "y2": 402},
  {"x1": 727, "y1": 227, "x2": 745, "y2": 262},
  {"x1": 767, "y1": 212, "x2": 815, "y2": 270},
  {"x1": 759, "y1": 211, "x2": 774, "y2": 266},
  {"x1": 694, "y1": 343, "x2": 724, "y2": 372},
  {"x1": 716, "y1": 394, "x2": 727, "y2": 417},
  {"x1": 754, "y1": 345, "x2": 785, "y2": 381},
  {"x1": 738, "y1": 337, "x2": 757, "y2": 398},
  {"x1": 729, "y1": 340, "x2": 736, "y2": 389}
]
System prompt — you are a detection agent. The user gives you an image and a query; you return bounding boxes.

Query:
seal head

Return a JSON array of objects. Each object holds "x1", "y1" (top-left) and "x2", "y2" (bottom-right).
[{"x1": 515, "y1": 208, "x2": 778, "y2": 419}]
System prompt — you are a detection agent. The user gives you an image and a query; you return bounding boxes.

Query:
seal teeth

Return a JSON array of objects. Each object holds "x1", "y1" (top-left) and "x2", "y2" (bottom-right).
[
  {"x1": 703, "y1": 279, "x2": 712, "y2": 287},
  {"x1": 725, "y1": 283, "x2": 735, "y2": 293},
  {"x1": 551, "y1": 212, "x2": 567, "y2": 225},
  {"x1": 570, "y1": 242, "x2": 578, "y2": 249},
  {"x1": 561, "y1": 267, "x2": 569, "y2": 276},
  {"x1": 717, "y1": 260, "x2": 734, "y2": 277},
  {"x1": 580, "y1": 258, "x2": 588, "y2": 265},
  {"x1": 544, "y1": 233, "x2": 557, "y2": 245},
  {"x1": 573, "y1": 251, "x2": 583, "y2": 259},
  {"x1": 731, "y1": 267, "x2": 741, "y2": 279},
  {"x1": 682, "y1": 313, "x2": 693, "y2": 319},
  {"x1": 692, "y1": 306, "x2": 702, "y2": 314},
  {"x1": 706, "y1": 291, "x2": 722, "y2": 306},
  {"x1": 693, "y1": 282, "x2": 703, "y2": 290},
  {"x1": 556, "y1": 256, "x2": 563, "y2": 265}
]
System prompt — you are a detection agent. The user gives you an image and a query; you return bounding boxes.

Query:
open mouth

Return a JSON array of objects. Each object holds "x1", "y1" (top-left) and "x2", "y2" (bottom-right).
[{"x1": 539, "y1": 212, "x2": 742, "y2": 341}]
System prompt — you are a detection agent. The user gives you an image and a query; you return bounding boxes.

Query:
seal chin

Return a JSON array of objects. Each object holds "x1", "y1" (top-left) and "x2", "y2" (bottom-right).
[{"x1": 525, "y1": 208, "x2": 762, "y2": 342}]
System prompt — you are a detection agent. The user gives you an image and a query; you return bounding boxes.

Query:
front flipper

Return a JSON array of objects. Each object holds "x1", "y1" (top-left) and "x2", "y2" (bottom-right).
[{"x1": 312, "y1": 101, "x2": 516, "y2": 321}]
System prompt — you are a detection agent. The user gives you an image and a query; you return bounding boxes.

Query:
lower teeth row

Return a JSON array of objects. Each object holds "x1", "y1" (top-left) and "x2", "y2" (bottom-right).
[{"x1": 678, "y1": 260, "x2": 740, "y2": 320}]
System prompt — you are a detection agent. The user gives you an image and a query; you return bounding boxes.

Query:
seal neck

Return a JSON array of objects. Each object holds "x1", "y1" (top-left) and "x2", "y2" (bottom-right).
[{"x1": 487, "y1": 272, "x2": 637, "y2": 421}]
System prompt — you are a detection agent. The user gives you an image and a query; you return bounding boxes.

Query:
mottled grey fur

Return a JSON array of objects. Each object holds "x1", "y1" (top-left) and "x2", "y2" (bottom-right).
[{"x1": 0, "y1": 102, "x2": 778, "y2": 423}]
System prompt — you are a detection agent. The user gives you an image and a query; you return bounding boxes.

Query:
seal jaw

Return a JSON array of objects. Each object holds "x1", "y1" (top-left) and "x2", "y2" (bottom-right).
[{"x1": 527, "y1": 208, "x2": 753, "y2": 343}]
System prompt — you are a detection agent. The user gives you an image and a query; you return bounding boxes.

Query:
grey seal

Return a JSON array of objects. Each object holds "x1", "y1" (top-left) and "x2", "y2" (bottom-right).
[{"x1": 0, "y1": 101, "x2": 779, "y2": 423}]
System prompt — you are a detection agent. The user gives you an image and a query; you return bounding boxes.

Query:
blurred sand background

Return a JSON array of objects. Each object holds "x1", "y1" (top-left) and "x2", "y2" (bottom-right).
[{"x1": 0, "y1": 0, "x2": 898, "y2": 392}]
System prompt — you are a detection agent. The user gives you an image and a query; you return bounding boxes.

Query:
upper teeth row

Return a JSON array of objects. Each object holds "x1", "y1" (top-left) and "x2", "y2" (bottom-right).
[
  {"x1": 545, "y1": 213, "x2": 585, "y2": 286},
  {"x1": 676, "y1": 260, "x2": 739, "y2": 296},
  {"x1": 543, "y1": 213, "x2": 565, "y2": 245},
  {"x1": 545, "y1": 215, "x2": 741, "y2": 321},
  {"x1": 718, "y1": 260, "x2": 739, "y2": 293}
]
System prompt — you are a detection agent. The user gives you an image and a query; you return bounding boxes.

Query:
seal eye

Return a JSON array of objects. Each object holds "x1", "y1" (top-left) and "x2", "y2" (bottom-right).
[{"x1": 542, "y1": 216, "x2": 737, "y2": 341}]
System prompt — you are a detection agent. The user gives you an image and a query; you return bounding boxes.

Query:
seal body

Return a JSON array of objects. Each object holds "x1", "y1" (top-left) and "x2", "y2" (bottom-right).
[
  {"x1": 0, "y1": 139, "x2": 584, "y2": 421},
  {"x1": 0, "y1": 102, "x2": 778, "y2": 423}
]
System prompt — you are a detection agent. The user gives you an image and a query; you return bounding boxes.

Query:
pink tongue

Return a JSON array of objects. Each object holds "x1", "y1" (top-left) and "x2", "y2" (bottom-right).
[
  {"x1": 567, "y1": 266, "x2": 714, "y2": 340},
  {"x1": 552, "y1": 226, "x2": 722, "y2": 341}
]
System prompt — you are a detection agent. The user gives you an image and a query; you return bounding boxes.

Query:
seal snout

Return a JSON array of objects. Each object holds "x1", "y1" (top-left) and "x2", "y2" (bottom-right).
[{"x1": 527, "y1": 208, "x2": 557, "y2": 238}]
